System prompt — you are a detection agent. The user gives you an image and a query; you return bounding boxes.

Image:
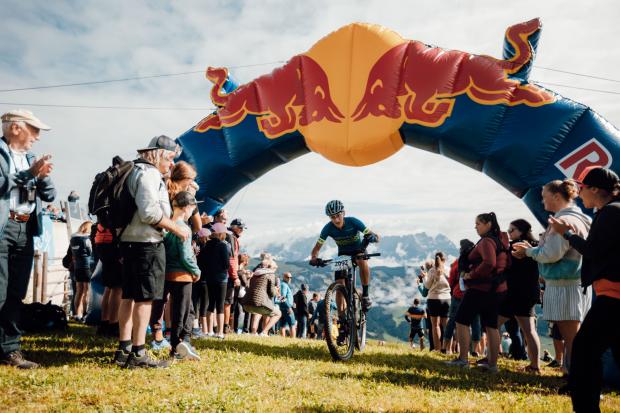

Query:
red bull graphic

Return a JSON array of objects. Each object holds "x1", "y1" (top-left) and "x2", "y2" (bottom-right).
[
  {"x1": 178, "y1": 19, "x2": 620, "y2": 228},
  {"x1": 352, "y1": 19, "x2": 555, "y2": 127},
  {"x1": 194, "y1": 55, "x2": 344, "y2": 138}
]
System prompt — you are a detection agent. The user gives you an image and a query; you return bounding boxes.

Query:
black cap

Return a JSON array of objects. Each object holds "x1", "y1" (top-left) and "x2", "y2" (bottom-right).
[
  {"x1": 172, "y1": 191, "x2": 198, "y2": 208},
  {"x1": 301, "y1": 283, "x2": 308, "y2": 291},
  {"x1": 138, "y1": 135, "x2": 180, "y2": 153},
  {"x1": 230, "y1": 218, "x2": 247, "y2": 229},
  {"x1": 580, "y1": 167, "x2": 620, "y2": 192}
]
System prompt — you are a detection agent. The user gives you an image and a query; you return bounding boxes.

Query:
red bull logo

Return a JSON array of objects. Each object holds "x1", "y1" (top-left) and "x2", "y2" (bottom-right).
[
  {"x1": 352, "y1": 19, "x2": 555, "y2": 127},
  {"x1": 195, "y1": 19, "x2": 556, "y2": 166},
  {"x1": 555, "y1": 138, "x2": 613, "y2": 180},
  {"x1": 194, "y1": 55, "x2": 344, "y2": 138}
]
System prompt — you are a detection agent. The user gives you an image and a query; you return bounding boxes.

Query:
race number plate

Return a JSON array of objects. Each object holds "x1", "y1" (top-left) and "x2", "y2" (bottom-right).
[{"x1": 331, "y1": 257, "x2": 351, "y2": 271}]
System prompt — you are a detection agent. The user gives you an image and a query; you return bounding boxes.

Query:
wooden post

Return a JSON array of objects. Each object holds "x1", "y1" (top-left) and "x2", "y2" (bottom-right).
[
  {"x1": 41, "y1": 252, "x2": 48, "y2": 303},
  {"x1": 32, "y1": 252, "x2": 41, "y2": 303}
]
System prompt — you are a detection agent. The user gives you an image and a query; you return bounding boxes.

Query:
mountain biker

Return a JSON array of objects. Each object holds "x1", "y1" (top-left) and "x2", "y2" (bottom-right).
[{"x1": 309, "y1": 200, "x2": 379, "y2": 310}]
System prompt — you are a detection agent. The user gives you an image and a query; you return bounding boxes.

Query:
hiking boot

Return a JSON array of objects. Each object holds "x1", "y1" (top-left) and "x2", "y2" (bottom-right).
[
  {"x1": 124, "y1": 352, "x2": 170, "y2": 369},
  {"x1": 361, "y1": 296, "x2": 372, "y2": 311},
  {"x1": 112, "y1": 350, "x2": 130, "y2": 367},
  {"x1": 445, "y1": 358, "x2": 470, "y2": 369},
  {"x1": 176, "y1": 342, "x2": 201, "y2": 361},
  {"x1": 0, "y1": 351, "x2": 39, "y2": 369}
]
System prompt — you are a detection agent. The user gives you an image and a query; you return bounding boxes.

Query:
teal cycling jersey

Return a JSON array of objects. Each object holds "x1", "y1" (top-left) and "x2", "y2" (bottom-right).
[{"x1": 318, "y1": 217, "x2": 371, "y2": 255}]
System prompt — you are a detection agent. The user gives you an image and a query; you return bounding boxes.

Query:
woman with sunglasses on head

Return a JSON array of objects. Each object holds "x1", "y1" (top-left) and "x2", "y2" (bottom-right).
[
  {"x1": 548, "y1": 167, "x2": 620, "y2": 413},
  {"x1": 497, "y1": 219, "x2": 542, "y2": 373},
  {"x1": 447, "y1": 212, "x2": 510, "y2": 373},
  {"x1": 513, "y1": 179, "x2": 592, "y2": 376}
]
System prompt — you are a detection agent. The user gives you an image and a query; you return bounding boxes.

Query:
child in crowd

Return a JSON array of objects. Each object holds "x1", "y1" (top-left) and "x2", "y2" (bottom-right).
[
  {"x1": 164, "y1": 191, "x2": 202, "y2": 360},
  {"x1": 405, "y1": 298, "x2": 426, "y2": 350}
]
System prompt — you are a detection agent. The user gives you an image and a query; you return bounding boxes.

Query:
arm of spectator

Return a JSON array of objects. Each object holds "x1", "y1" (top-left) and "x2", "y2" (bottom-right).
[
  {"x1": 190, "y1": 210, "x2": 202, "y2": 234},
  {"x1": 180, "y1": 236, "x2": 201, "y2": 278},
  {"x1": 567, "y1": 207, "x2": 619, "y2": 259},
  {"x1": 133, "y1": 168, "x2": 165, "y2": 226},
  {"x1": 525, "y1": 232, "x2": 569, "y2": 264}
]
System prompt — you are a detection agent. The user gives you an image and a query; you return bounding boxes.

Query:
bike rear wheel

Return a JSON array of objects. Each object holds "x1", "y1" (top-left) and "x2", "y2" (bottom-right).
[{"x1": 324, "y1": 282, "x2": 355, "y2": 361}]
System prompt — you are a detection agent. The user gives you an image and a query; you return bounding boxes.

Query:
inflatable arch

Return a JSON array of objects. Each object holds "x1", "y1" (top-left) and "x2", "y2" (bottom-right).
[{"x1": 176, "y1": 18, "x2": 620, "y2": 225}]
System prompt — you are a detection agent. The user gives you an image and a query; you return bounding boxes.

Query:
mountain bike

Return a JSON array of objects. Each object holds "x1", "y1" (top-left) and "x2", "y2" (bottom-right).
[{"x1": 310, "y1": 239, "x2": 379, "y2": 361}]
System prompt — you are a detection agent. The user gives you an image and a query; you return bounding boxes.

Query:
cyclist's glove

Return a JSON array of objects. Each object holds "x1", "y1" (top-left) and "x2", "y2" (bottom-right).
[{"x1": 365, "y1": 234, "x2": 378, "y2": 243}]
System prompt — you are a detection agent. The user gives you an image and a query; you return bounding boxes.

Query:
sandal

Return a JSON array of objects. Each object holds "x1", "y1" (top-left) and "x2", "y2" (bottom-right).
[{"x1": 522, "y1": 365, "x2": 541, "y2": 374}]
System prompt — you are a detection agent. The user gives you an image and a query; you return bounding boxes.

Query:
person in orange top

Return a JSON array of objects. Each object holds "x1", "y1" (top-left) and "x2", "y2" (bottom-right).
[{"x1": 549, "y1": 166, "x2": 620, "y2": 412}]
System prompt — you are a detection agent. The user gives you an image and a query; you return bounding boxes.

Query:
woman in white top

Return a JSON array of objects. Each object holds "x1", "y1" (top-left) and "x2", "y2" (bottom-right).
[{"x1": 423, "y1": 252, "x2": 451, "y2": 351}]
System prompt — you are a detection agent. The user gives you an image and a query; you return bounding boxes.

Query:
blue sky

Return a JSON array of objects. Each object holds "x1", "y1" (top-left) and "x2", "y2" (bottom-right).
[{"x1": 1, "y1": 0, "x2": 619, "y2": 247}]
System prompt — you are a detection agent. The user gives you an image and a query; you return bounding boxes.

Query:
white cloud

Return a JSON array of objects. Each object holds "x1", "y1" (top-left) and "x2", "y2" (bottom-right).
[{"x1": 1, "y1": 0, "x2": 618, "y2": 248}]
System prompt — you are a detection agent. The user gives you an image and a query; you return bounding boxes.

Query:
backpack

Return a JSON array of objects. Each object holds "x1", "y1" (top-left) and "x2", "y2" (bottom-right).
[
  {"x1": 88, "y1": 157, "x2": 146, "y2": 231},
  {"x1": 19, "y1": 302, "x2": 68, "y2": 332}
]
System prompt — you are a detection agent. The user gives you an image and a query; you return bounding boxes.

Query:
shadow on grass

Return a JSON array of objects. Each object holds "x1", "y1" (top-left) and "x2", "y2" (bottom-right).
[
  {"x1": 22, "y1": 324, "x2": 117, "y2": 367},
  {"x1": 200, "y1": 338, "x2": 564, "y2": 395}
]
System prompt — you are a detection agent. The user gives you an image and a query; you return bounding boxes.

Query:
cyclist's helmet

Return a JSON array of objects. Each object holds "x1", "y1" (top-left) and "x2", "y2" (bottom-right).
[{"x1": 325, "y1": 200, "x2": 344, "y2": 216}]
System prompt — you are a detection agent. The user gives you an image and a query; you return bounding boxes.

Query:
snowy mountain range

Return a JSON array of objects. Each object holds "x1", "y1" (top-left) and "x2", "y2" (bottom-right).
[{"x1": 244, "y1": 232, "x2": 459, "y2": 267}]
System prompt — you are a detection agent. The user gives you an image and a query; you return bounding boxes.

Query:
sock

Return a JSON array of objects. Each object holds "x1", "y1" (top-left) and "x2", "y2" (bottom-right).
[
  {"x1": 362, "y1": 285, "x2": 369, "y2": 297},
  {"x1": 118, "y1": 340, "x2": 131, "y2": 353},
  {"x1": 131, "y1": 345, "x2": 146, "y2": 356}
]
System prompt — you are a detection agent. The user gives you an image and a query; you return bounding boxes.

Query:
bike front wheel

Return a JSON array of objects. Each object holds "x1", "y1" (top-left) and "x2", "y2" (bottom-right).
[
  {"x1": 353, "y1": 291, "x2": 367, "y2": 351},
  {"x1": 324, "y1": 282, "x2": 355, "y2": 361}
]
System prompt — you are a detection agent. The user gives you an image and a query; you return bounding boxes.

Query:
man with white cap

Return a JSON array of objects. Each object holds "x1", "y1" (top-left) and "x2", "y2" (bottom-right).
[
  {"x1": 0, "y1": 109, "x2": 55, "y2": 369},
  {"x1": 114, "y1": 135, "x2": 190, "y2": 369}
]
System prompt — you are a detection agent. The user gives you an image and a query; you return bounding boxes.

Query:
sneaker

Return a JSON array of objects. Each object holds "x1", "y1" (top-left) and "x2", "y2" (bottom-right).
[
  {"x1": 192, "y1": 329, "x2": 205, "y2": 339},
  {"x1": 361, "y1": 296, "x2": 372, "y2": 310},
  {"x1": 112, "y1": 350, "x2": 130, "y2": 367},
  {"x1": 175, "y1": 342, "x2": 201, "y2": 361},
  {"x1": 258, "y1": 332, "x2": 269, "y2": 337},
  {"x1": 445, "y1": 358, "x2": 470, "y2": 369},
  {"x1": 470, "y1": 351, "x2": 479, "y2": 357},
  {"x1": 0, "y1": 351, "x2": 39, "y2": 369},
  {"x1": 215, "y1": 334, "x2": 225, "y2": 340},
  {"x1": 547, "y1": 359, "x2": 561, "y2": 368},
  {"x1": 477, "y1": 363, "x2": 499, "y2": 373},
  {"x1": 476, "y1": 357, "x2": 489, "y2": 365},
  {"x1": 125, "y1": 352, "x2": 170, "y2": 369},
  {"x1": 150, "y1": 338, "x2": 172, "y2": 351},
  {"x1": 223, "y1": 325, "x2": 230, "y2": 334}
]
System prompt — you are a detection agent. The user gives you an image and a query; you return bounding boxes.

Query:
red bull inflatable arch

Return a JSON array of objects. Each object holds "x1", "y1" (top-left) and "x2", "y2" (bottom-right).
[{"x1": 176, "y1": 18, "x2": 620, "y2": 225}]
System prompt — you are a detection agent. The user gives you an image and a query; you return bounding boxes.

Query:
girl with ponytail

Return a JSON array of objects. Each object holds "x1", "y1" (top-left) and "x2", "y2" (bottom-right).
[{"x1": 423, "y1": 251, "x2": 451, "y2": 352}]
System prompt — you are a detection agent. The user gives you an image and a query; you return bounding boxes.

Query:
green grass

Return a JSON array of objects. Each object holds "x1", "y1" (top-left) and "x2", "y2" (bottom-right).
[{"x1": 1, "y1": 324, "x2": 619, "y2": 412}]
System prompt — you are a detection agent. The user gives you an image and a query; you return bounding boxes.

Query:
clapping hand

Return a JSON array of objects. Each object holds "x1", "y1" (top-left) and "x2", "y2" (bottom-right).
[
  {"x1": 512, "y1": 241, "x2": 532, "y2": 259},
  {"x1": 548, "y1": 216, "x2": 575, "y2": 235},
  {"x1": 30, "y1": 154, "x2": 53, "y2": 178}
]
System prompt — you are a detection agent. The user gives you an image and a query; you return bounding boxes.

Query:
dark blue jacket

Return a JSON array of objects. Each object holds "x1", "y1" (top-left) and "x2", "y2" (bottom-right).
[{"x1": 0, "y1": 137, "x2": 56, "y2": 238}]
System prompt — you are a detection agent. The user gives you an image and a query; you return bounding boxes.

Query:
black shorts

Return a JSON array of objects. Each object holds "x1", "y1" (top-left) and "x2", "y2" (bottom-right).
[
  {"x1": 192, "y1": 282, "x2": 209, "y2": 317},
  {"x1": 426, "y1": 299, "x2": 450, "y2": 318},
  {"x1": 409, "y1": 327, "x2": 425, "y2": 340},
  {"x1": 74, "y1": 267, "x2": 92, "y2": 283},
  {"x1": 224, "y1": 278, "x2": 235, "y2": 305},
  {"x1": 97, "y1": 243, "x2": 123, "y2": 288},
  {"x1": 207, "y1": 281, "x2": 227, "y2": 314},
  {"x1": 499, "y1": 294, "x2": 537, "y2": 318},
  {"x1": 455, "y1": 289, "x2": 506, "y2": 330},
  {"x1": 120, "y1": 242, "x2": 165, "y2": 302}
]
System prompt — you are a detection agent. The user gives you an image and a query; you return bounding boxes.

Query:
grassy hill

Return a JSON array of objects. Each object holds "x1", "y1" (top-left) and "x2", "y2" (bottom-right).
[{"x1": 2, "y1": 324, "x2": 619, "y2": 412}]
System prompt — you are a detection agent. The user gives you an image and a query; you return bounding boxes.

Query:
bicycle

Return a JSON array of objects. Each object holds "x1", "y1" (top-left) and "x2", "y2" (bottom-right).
[{"x1": 310, "y1": 239, "x2": 380, "y2": 361}]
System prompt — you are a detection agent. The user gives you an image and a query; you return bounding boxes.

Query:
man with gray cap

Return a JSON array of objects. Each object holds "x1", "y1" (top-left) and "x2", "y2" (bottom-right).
[
  {"x1": 114, "y1": 135, "x2": 190, "y2": 369},
  {"x1": 0, "y1": 109, "x2": 55, "y2": 368}
]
